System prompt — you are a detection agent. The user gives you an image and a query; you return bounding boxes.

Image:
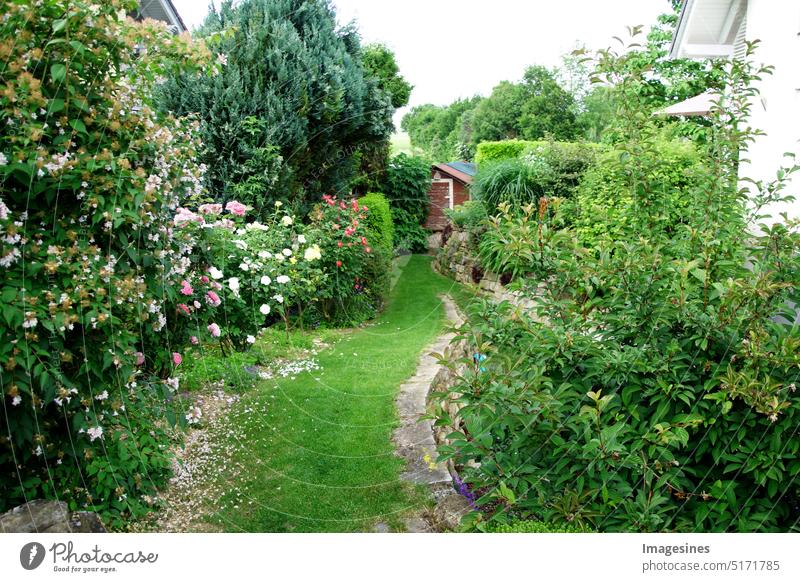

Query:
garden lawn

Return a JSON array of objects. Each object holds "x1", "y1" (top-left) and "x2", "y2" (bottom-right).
[{"x1": 209, "y1": 255, "x2": 473, "y2": 532}]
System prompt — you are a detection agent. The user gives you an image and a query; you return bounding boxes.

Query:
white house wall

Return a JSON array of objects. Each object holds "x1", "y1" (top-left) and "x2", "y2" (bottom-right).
[{"x1": 740, "y1": 0, "x2": 800, "y2": 226}]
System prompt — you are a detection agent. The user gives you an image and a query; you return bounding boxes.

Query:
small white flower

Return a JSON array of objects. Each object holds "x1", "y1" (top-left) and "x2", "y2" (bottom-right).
[
  {"x1": 276, "y1": 275, "x2": 290, "y2": 284},
  {"x1": 11, "y1": 395, "x2": 21, "y2": 406},
  {"x1": 282, "y1": 248, "x2": 292, "y2": 257},
  {"x1": 273, "y1": 294, "x2": 284, "y2": 304},
  {"x1": 0, "y1": 152, "x2": 7, "y2": 165},
  {"x1": 246, "y1": 335, "x2": 256, "y2": 344},
  {"x1": 87, "y1": 426, "x2": 104, "y2": 442},
  {"x1": 260, "y1": 275, "x2": 271, "y2": 286},
  {"x1": 274, "y1": 201, "x2": 283, "y2": 208},
  {"x1": 95, "y1": 390, "x2": 109, "y2": 401},
  {"x1": 259, "y1": 304, "x2": 271, "y2": 315},
  {"x1": 228, "y1": 277, "x2": 241, "y2": 294},
  {"x1": 208, "y1": 266, "x2": 224, "y2": 280},
  {"x1": 166, "y1": 377, "x2": 180, "y2": 391},
  {"x1": 297, "y1": 234, "x2": 306, "y2": 244},
  {"x1": 258, "y1": 250, "x2": 272, "y2": 259},
  {"x1": 281, "y1": 215, "x2": 293, "y2": 226},
  {"x1": 239, "y1": 262, "x2": 250, "y2": 272}
]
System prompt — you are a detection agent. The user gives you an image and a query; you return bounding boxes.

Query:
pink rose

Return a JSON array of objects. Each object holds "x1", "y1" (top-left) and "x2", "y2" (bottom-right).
[
  {"x1": 135, "y1": 352, "x2": 145, "y2": 366},
  {"x1": 206, "y1": 290, "x2": 221, "y2": 307},
  {"x1": 190, "y1": 336, "x2": 199, "y2": 345},
  {"x1": 177, "y1": 303, "x2": 191, "y2": 315},
  {"x1": 208, "y1": 323, "x2": 221, "y2": 338},
  {"x1": 174, "y1": 207, "x2": 204, "y2": 226},
  {"x1": 198, "y1": 203, "x2": 223, "y2": 215},
  {"x1": 172, "y1": 352, "x2": 182, "y2": 366},
  {"x1": 225, "y1": 201, "x2": 247, "y2": 217},
  {"x1": 180, "y1": 280, "x2": 193, "y2": 295},
  {"x1": 200, "y1": 276, "x2": 210, "y2": 284}
]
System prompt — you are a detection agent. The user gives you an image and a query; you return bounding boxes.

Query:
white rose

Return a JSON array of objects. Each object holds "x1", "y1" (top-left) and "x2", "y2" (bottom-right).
[
  {"x1": 239, "y1": 262, "x2": 250, "y2": 272},
  {"x1": 297, "y1": 234, "x2": 306, "y2": 244},
  {"x1": 228, "y1": 277, "x2": 240, "y2": 293},
  {"x1": 208, "y1": 266, "x2": 223, "y2": 280},
  {"x1": 246, "y1": 335, "x2": 256, "y2": 344},
  {"x1": 273, "y1": 294, "x2": 284, "y2": 304},
  {"x1": 276, "y1": 275, "x2": 290, "y2": 284},
  {"x1": 282, "y1": 248, "x2": 292, "y2": 257},
  {"x1": 282, "y1": 215, "x2": 293, "y2": 226},
  {"x1": 259, "y1": 304, "x2": 271, "y2": 315},
  {"x1": 260, "y1": 275, "x2": 272, "y2": 286},
  {"x1": 304, "y1": 245, "x2": 321, "y2": 261}
]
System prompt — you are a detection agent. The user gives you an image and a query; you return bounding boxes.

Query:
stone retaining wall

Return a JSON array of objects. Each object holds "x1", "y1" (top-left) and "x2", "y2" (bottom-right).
[{"x1": 432, "y1": 225, "x2": 543, "y2": 312}]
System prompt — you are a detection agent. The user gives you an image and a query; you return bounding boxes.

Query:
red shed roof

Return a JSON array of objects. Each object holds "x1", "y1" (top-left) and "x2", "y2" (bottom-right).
[{"x1": 432, "y1": 162, "x2": 475, "y2": 185}]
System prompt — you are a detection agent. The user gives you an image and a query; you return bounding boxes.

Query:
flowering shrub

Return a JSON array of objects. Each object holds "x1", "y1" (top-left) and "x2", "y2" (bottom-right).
[
  {"x1": 0, "y1": 0, "x2": 212, "y2": 524},
  {"x1": 169, "y1": 194, "x2": 388, "y2": 350}
]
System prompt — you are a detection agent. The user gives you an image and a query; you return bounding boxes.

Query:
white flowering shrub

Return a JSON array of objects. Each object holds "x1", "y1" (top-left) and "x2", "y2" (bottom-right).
[{"x1": 0, "y1": 0, "x2": 213, "y2": 524}]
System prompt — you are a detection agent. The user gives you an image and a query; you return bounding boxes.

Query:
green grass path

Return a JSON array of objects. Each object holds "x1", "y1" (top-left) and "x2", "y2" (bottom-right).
[{"x1": 212, "y1": 255, "x2": 470, "y2": 532}]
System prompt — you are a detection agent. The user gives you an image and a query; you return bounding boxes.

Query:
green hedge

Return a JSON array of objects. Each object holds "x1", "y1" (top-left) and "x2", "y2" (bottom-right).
[
  {"x1": 475, "y1": 139, "x2": 531, "y2": 164},
  {"x1": 576, "y1": 138, "x2": 703, "y2": 247},
  {"x1": 358, "y1": 193, "x2": 394, "y2": 250}
]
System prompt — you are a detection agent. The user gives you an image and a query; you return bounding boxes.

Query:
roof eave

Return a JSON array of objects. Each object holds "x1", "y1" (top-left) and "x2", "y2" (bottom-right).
[
  {"x1": 669, "y1": 0, "x2": 694, "y2": 59},
  {"x1": 433, "y1": 163, "x2": 473, "y2": 185}
]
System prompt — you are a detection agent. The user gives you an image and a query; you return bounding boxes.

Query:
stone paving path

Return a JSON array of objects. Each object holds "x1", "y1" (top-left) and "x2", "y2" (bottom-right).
[{"x1": 391, "y1": 295, "x2": 471, "y2": 532}]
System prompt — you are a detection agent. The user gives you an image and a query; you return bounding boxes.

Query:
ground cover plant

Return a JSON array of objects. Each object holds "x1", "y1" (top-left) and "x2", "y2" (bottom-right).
[{"x1": 433, "y1": 38, "x2": 800, "y2": 533}]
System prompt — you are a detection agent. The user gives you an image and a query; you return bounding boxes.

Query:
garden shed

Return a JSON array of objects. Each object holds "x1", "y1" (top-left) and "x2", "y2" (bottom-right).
[{"x1": 425, "y1": 162, "x2": 476, "y2": 231}]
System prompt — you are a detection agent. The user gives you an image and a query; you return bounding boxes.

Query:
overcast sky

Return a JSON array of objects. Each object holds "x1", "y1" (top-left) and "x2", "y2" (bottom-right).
[{"x1": 171, "y1": 0, "x2": 671, "y2": 126}]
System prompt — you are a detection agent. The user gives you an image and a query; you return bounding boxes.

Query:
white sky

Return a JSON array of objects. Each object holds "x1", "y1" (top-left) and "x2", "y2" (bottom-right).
[{"x1": 172, "y1": 0, "x2": 671, "y2": 126}]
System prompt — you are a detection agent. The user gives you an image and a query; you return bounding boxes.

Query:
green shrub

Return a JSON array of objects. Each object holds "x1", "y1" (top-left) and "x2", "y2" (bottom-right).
[
  {"x1": 523, "y1": 141, "x2": 600, "y2": 199},
  {"x1": 576, "y1": 138, "x2": 703, "y2": 248},
  {"x1": 485, "y1": 520, "x2": 591, "y2": 533},
  {"x1": 383, "y1": 154, "x2": 431, "y2": 252},
  {"x1": 358, "y1": 193, "x2": 394, "y2": 250},
  {"x1": 473, "y1": 142, "x2": 599, "y2": 214},
  {"x1": 445, "y1": 200, "x2": 488, "y2": 230},
  {"x1": 475, "y1": 140, "x2": 531, "y2": 164},
  {"x1": 392, "y1": 207, "x2": 431, "y2": 253}
]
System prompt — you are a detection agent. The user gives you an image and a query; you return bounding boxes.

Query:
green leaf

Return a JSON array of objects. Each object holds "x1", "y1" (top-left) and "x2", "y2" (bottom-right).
[
  {"x1": 52, "y1": 18, "x2": 67, "y2": 33},
  {"x1": 51, "y1": 63, "x2": 67, "y2": 83}
]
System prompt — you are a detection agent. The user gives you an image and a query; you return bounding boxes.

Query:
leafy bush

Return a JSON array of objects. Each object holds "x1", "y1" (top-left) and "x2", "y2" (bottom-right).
[
  {"x1": 385, "y1": 154, "x2": 431, "y2": 222},
  {"x1": 358, "y1": 193, "x2": 394, "y2": 251},
  {"x1": 475, "y1": 140, "x2": 531, "y2": 164},
  {"x1": 0, "y1": 0, "x2": 212, "y2": 524},
  {"x1": 445, "y1": 200, "x2": 488, "y2": 230},
  {"x1": 576, "y1": 138, "x2": 703, "y2": 248},
  {"x1": 432, "y1": 41, "x2": 800, "y2": 533},
  {"x1": 384, "y1": 154, "x2": 431, "y2": 252},
  {"x1": 484, "y1": 520, "x2": 590, "y2": 533},
  {"x1": 391, "y1": 208, "x2": 430, "y2": 253},
  {"x1": 523, "y1": 141, "x2": 600, "y2": 200}
]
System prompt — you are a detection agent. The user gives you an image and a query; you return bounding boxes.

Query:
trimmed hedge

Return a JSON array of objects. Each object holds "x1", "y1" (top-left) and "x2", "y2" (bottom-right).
[
  {"x1": 475, "y1": 140, "x2": 531, "y2": 164},
  {"x1": 358, "y1": 193, "x2": 394, "y2": 250}
]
